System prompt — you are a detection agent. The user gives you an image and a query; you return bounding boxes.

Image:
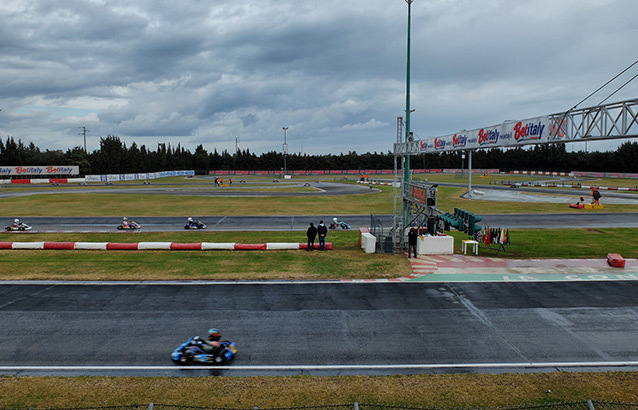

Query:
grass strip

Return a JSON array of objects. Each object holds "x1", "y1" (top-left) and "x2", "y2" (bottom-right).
[
  {"x1": 0, "y1": 231, "x2": 408, "y2": 281},
  {"x1": 0, "y1": 229, "x2": 636, "y2": 281},
  {"x1": 1, "y1": 373, "x2": 637, "y2": 408},
  {"x1": 0, "y1": 189, "x2": 395, "y2": 216}
]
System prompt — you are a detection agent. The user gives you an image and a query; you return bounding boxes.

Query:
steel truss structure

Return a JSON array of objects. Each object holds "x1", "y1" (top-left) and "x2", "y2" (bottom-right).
[
  {"x1": 391, "y1": 98, "x2": 638, "y2": 251},
  {"x1": 394, "y1": 98, "x2": 638, "y2": 156},
  {"x1": 550, "y1": 98, "x2": 638, "y2": 143}
]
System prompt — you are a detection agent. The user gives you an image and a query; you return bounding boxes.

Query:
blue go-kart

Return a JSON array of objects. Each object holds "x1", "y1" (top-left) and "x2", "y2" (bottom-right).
[{"x1": 171, "y1": 336, "x2": 236, "y2": 365}]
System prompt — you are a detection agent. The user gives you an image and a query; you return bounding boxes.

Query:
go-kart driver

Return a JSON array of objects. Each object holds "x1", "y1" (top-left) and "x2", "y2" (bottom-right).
[
  {"x1": 11, "y1": 219, "x2": 20, "y2": 228},
  {"x1": 187, "y1": 217, "x2": 196, "y2": 227},
  {"x1": 202, "y1": 328, "x2": 223, "y2": 353},
  {"x1": 122, "y1": 216, "x2": 129, "y2": 228}
]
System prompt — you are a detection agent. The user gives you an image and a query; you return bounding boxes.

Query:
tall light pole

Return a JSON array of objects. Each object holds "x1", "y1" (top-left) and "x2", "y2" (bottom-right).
[
  {"x1": 404, "y1": 0, "x2": 414, "y2": 188},
  {"x1": 282, "y1": 126, "x2": 288, "y2": 175},
  {"x1": 79, "y1": 126, "x2": 89, "y2": 153},
  {"x1": 403, "y1": 0, "x2": 414, "y2": 226}
]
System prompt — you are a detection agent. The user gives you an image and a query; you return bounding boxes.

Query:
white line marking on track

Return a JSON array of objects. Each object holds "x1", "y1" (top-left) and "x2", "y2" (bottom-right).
[{"x1": 2, "y1": 361, "x2": 638, "y2": 371}]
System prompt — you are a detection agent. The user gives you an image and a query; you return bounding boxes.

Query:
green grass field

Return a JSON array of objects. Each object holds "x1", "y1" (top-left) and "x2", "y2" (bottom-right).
[{"x1": 1, "y1": 185, "x2": 637, "y2": 216}]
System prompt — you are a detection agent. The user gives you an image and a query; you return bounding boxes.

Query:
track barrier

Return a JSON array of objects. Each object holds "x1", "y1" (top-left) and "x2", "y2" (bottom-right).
[{"x1": 0, "y1": 241, "x2": 333, "y2": 251}]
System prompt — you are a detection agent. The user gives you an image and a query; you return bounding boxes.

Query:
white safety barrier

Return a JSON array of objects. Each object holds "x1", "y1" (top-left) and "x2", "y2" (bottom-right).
[
  {"x1": 201, "y1": 242, "x2": 236, "y2": 250},
  {"x1": 417, "y1": 235, "x2": 454, "y2": 255},
  {"x1": 138, "y1": 242, "x2": 173, "y2": 250},
  {"x1": 360, "y1": 233, "x2": 376, "y2": 253},
  {"x1": 12, "y1": 242, "x2": 45, "y2": 249},
  {"x1": 266, "y1": 242, "x2": 300, "y2": 250},
  {"x1": 74, "y1": 242, "x2": 108, "y2": 250}
]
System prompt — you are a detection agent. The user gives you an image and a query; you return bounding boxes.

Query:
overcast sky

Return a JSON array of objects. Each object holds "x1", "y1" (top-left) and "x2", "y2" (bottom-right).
[{"x1": 1, "y1": 0, "x2": 637, "y2": 156}]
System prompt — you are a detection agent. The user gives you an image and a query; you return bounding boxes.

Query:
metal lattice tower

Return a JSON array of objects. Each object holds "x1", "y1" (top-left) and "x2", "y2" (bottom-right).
[{"x1": 392, "y1": 117, "x2": 405, "y2": 248}]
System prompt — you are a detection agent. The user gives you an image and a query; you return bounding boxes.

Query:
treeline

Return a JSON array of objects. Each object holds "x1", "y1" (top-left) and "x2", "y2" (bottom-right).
[{"x1": 0, "y1": 135, "x2": 636, "y2": 175}]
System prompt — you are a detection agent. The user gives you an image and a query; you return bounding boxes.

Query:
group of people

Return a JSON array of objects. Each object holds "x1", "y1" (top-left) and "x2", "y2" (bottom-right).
[
  {"x1": 573, "y1": 188, "x2": 603, "y2": 207},
  {"x1": 214, "y1": 177, "x2": 232, "y2": 186},
  {"x1": 306, "y1": 220, "x2": 328, "y2": 251}
]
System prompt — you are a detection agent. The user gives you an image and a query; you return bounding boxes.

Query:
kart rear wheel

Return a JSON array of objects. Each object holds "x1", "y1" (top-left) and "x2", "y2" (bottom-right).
[{"x1": 214, "y1": 355, "x2": 224, "y2": 364}]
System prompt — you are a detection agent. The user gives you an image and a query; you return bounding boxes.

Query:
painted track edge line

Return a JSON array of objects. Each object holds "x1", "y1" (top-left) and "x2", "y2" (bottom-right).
[{"x1": 3, "y1": 361, "x2": 638, "y2": 371}]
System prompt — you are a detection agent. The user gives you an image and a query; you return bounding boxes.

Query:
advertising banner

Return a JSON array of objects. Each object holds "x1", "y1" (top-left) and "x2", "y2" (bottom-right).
[
  {"x1": 417, "y1": 115, "x2": 552, "y2": 153},
  {"x1": 0, "y1": 165, "x2": 79, "y2": 176}
]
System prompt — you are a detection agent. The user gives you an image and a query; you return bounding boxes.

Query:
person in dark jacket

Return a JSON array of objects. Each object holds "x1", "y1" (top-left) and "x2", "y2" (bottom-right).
[
  {"x1": 592, "y1": 188, "x2": 602, "y2": 205},
  {"x1": 317, "y1": 220, "x2": 328, "y2": 250},
  {"x1": 407, "y1": 227, "x2": 418, "y2": 258},
  {"x1": 306, "y1": 222, "x2": 318, "y2": 251}
]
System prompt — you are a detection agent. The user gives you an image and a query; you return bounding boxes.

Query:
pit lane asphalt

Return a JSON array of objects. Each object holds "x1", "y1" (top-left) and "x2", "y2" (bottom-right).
[{"x1": 1, "y1": 281, "x2": 637, "y2": 376}]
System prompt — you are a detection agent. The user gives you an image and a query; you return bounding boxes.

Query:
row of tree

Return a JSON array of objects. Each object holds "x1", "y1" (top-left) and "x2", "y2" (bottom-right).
[{"x1": 0, "y1": 135, "x2": 636, "y2": 175}]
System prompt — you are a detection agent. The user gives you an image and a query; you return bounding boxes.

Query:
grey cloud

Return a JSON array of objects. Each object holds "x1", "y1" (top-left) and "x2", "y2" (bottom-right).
[{"x1": 0, "y1": 0, "x2": 637, "y2": 155}]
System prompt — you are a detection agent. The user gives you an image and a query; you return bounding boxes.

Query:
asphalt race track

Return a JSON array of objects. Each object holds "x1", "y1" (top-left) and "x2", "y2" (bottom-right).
[
  {"x1": 4, "y1": 213, "x2": 638, "y2": 232},
  {"x1": 1, "y1": 281, "x2": 637, "y2": 376}
]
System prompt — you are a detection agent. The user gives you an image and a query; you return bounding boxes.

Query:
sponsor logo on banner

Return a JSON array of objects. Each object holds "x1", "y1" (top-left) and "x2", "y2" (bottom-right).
[
  {"x1": 452, "y1": 134, "x2": 467, "y2": 148},
  {"x1": 419, "y1": 140, "x2": 431, "y2": 151},
  {"x1": 0, "y1": 165, "x2": 79, "y2": 176},
  {"x1": 478, "y1": 129, "x2": 499, "y2": 146},
  {"x1": 500, "y1": 131, "x2": 513, "y2": 142},
  {"x1": 434, "y1": 138, "x2": 446, "y2": 150},
  {"x1": 514, "y1": 121, "x2": 545, "y2": 142}
]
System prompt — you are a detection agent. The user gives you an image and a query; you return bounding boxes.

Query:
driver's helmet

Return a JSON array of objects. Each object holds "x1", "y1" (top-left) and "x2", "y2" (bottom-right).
[
  {"x1": 208, "y1": 328, "x2": 221, "y2": 341},
  {"x1": 14, "y1": 219, "x2": 19, "y2": 223},
  {"x1": 188, "y1": 217, "x2": 193, "y2": 222},
  {"x1": 333, "y1": 217, "x2": 338, "y2": 222},
  {"x1": 123, "y1": 217, "x2": 128, "y2": 221}
]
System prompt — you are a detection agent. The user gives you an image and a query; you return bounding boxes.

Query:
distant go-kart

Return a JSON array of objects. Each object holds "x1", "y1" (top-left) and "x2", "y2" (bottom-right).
[
  {"x1": 117, "y1": 221, "x2": 141, "y2": 230},
  {"x1": 5, "y1": 222, "x2": 32, "y2": 231},
  {"x1": 329, "y1": 219, "x2": 351, "y2": 230},
  {"x1": 184, "y1": 220, "x2": 207, "y2": 229},
  {"x1": 171, "y1": 336, "x2": 237, "y2": 365}
]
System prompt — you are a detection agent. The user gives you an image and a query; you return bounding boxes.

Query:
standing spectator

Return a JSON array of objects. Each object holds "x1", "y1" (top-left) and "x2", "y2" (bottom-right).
[
  {"x1": 407, "y1": 227, "x2": 418, "y2": 259},
  {"x1": 592, "y1": 188, "x2": 602, "y2": 205},
  {"x1": 317, "y1": 220, "x2": 328, "y2": 250},
  {"x1": 306, "y1": 222, "x2": 317, "y2": 251}
]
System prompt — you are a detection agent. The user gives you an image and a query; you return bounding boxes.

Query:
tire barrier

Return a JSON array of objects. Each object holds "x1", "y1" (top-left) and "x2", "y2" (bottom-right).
[
  {"x1": 43, "y1": 242, "x2": 75, "y2": 250},
  {"x1": 0, "y1": 242, "x2": 332, "y2": 251}
]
